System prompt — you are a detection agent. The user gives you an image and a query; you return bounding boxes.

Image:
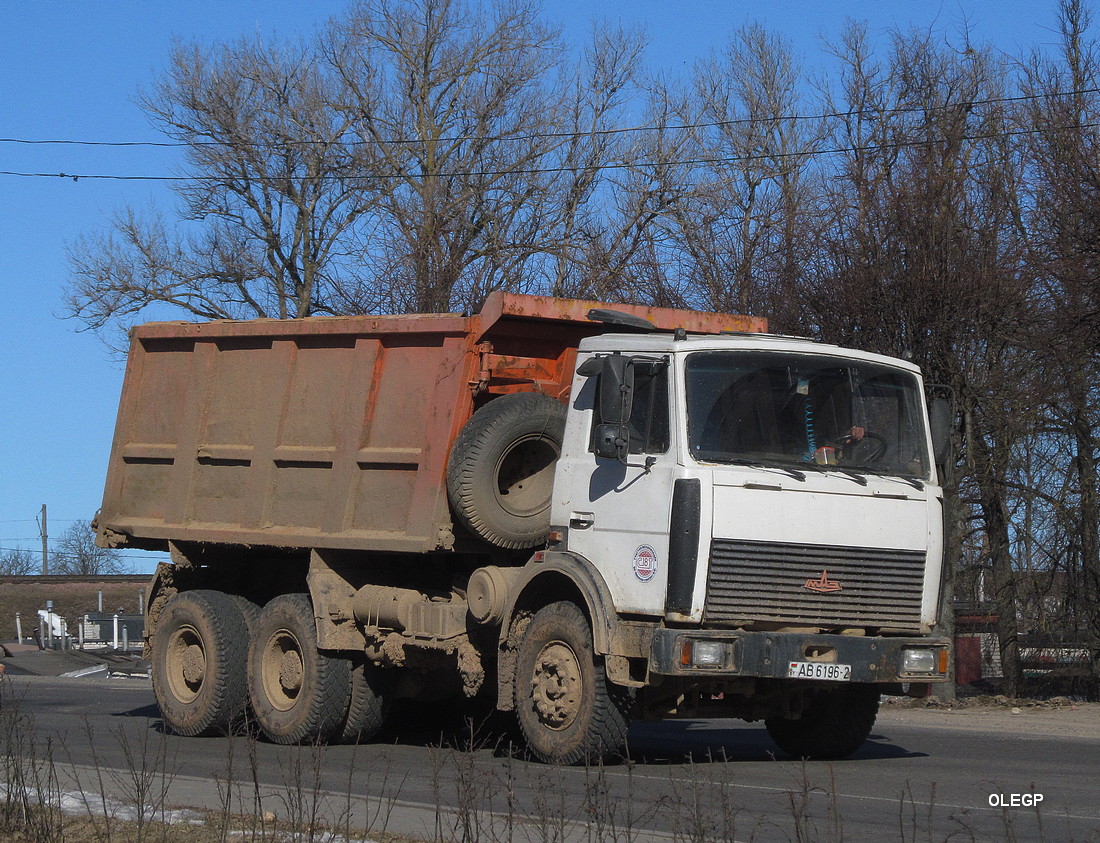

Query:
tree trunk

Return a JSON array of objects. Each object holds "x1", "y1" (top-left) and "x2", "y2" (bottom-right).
[
  {"x1": 1067, "y1": 369, "x2": 1100, "y2": 683},
  {"x1": 978, "y1": 465, "x2": 1021, "y2": 698}
]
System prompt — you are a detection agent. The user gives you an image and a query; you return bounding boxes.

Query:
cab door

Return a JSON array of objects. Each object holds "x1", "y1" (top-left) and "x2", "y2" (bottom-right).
[{"x1": 553, "y1": 357, "x2": 678, "y2": 615}]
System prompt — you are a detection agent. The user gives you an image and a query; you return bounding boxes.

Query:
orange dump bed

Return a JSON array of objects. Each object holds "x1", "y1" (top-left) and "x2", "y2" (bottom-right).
[{"x1": 96, "y1": 293, "x2": 764, "y2": 554}]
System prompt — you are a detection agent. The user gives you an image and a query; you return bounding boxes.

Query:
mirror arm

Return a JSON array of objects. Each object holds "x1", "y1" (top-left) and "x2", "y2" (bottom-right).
[{"x1": 620, "y1": 454, "x2": 657, "y2": 474}]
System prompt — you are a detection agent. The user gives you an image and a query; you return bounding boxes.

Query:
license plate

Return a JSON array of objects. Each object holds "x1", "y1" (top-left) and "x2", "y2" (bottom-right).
[{"x1": 787, "y1": 661, "x2": 852, "y2": 681}]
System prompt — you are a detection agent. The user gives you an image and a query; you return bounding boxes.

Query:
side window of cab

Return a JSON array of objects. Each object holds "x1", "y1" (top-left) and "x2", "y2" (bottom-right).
[{"x1": 589, "y1": 359, "x2": 670, "y2": 455}]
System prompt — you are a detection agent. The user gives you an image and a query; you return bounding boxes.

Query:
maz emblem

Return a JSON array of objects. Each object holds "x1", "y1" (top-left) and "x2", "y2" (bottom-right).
[{"x1": 804, "y1": 569, "x2": 842, "y2": 593}]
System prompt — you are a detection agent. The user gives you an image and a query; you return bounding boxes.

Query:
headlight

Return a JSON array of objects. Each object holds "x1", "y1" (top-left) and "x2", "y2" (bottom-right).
[
  {"x1": 901, "y1": 648, "x2": 939, "y2": 674},
  {"x1": 680, "y1": 639, "x2": 734, "y2": 669}
]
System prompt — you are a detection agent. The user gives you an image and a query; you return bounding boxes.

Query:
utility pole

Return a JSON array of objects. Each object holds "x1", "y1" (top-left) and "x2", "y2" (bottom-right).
[{"x1": 39, "y1": 504, "x2": 48, "y2": 575}]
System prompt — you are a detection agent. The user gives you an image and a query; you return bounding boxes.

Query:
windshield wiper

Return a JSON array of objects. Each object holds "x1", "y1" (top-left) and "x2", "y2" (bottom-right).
[
  {"x1": 799, "y1": 461, "x2": 868, "y2": 486},
  {"x1": 844, "y1": 465, "x2": 925, "y2": 490},
  {"x1": 722, "y1": 458, "x2": 807, "y2": 482}
]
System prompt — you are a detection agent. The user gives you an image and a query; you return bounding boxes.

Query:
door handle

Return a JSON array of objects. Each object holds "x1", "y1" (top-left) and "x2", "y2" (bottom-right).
[{"x1": 570, "y1": 512, "x2": 595, "y2": 530}]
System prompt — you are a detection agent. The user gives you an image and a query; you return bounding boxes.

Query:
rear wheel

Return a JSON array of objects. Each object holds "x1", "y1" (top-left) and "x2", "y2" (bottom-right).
[
  {"x1": 152, "y1": 590, "x2": 251, "y2": 737},
  {"x1": 227, "y1": 594, "x2": 261, "y2": 637},
  {"x1": 248, "y1": 594, "x2": 351, "y2": 745},
  {"x1": 765, "y1": 684, "x2": 880, "y2": 760},
  {"x1": 514, "y1": 601, "x2": 632, "y2": 765},
  {"x1": 339, "y1": 658, "x2": 386, "y2": 744}
]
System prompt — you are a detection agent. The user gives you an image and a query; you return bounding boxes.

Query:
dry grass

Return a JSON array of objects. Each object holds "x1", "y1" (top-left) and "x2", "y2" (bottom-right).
[{"x1": 0, "y1": 806, "x2": 425, "y2": 843}]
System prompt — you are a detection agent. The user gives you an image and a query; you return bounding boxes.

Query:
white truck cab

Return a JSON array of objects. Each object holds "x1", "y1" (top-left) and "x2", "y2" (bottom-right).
[{"x1": 543, "y1": 330, "x2": 950, "y2": 758}]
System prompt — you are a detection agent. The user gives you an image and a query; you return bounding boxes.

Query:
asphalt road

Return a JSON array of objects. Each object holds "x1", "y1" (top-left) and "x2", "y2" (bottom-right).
[{"x1": 4, "y1": 675, "x2": 1099, "y2": 842}]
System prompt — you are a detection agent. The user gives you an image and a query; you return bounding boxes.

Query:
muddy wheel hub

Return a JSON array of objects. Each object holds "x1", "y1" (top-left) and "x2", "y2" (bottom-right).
[
  {"x1": 262, "y1": 629, "x2": 306, "y2": 711},
  {"x1": 181, "y1": 644, "x2": 206, "y2": 685},
  {"x1": 279, "y1": 649, "x2": 304, "y2": 694},
  {"x1": 165, "y1": 624, "x2": 207, "y2": 704},
  {"x1": 530, "y1": 641, "x2": 582, "y2": 730}
]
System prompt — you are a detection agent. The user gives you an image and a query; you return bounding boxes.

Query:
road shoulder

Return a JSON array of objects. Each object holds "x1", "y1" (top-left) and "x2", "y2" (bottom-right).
[{"x1": 877, "y1": 697, "x2": 1100, "y2": 738}]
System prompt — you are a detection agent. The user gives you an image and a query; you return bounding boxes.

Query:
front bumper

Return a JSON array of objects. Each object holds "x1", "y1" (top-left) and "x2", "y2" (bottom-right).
[{"x1": 651, "y1": 628, "x2": 951, "y2": 683}]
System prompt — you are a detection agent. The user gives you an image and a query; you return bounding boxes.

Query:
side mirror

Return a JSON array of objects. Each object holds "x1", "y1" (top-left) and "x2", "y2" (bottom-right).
[
  {"x1": 929, "y1": 396, "x2": 953, "y2": 471},
  {"x1": 578, "y1": 353, "x2": 635, "y2": 460},
  {"x1": 598, "y1": 354, "x2": 633, "y2": 425},
  {"x1": 593, "y1": 424, "x2": 627, "y2": 460}
]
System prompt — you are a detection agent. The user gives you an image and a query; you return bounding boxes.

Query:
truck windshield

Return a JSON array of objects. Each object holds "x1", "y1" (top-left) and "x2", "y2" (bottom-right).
[{"x1": 685, "y1": 351, "x2": 930, "y2": 479}]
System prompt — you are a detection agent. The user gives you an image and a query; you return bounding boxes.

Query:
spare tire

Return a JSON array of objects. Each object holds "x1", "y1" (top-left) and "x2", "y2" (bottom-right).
[{"x1": 447, "y1": 392, "x2": 567, "y2": 549}]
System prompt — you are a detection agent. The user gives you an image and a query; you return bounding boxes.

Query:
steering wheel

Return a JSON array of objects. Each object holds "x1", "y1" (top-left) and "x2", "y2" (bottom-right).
[{"x1": 847, "y1": 431, "x2": 888, "y2": 463}]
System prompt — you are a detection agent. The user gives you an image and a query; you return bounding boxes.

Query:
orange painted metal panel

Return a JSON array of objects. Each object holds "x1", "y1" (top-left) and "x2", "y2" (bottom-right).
[
  {"x1": 476, "y1": 291, "x2": 767, "y2": 336},
  {"x1": 97, "y1": 294, "x2": 763, "y2": 555}
]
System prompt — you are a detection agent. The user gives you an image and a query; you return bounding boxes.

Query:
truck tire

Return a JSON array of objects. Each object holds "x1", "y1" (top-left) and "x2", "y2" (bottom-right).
[
  {"x1": 228, "y1": 594, "x2": 261, "y2": 636},
  {"x1": 248, "y1": 594, "x2": 351, "y2": 745},
  {"x1": 339, "y1": 658, "x2": 386, "y2": 744},
  {"x1": 227, "y1": 594, "x2": 261, "y2": 719},
  {"x1": 764, "y1": 684, "x2": 880, "y2": 760},
  {"x1": 514, "y1": 601, "x2": 632, "y2": 765},
  {"x1": 447, "y1": 392, "x2": 566, "y2": 549},
  {"x1": 151, "y1": 590, "x2": 251, "y2": 737}
]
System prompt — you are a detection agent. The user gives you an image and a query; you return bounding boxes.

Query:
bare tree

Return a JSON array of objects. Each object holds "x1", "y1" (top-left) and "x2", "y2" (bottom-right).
[
  {"x1": 807, "y1": 24, "x2": 1036, "y2": 695},
  {"x1": 1019, "y1": 0, "x2": 1100, "y2": 683},
  {"x1": 0, "y1": 546, "x2": 36, "y2": 576},
  {"x1": 51, "y1": 522, "x2": 126, "y2": 576},
  {"x1": 686, "y1": 23, "x2": 823, "y2": 317},
  {"x1": 543, "y1": 22, "x2": 649, "y2": 300},
  {"x1": 67, "y1": 0, "x2": 648, "y2": 340},
  {"x1": 325, "y1": 0, "x2": 647, "y2": 313},
  {"x1": 66, "y1": 32, "x2": 369, "y2": 349},
  {"x1": 624, "y1": 24, "x2": 822, "y2": 320}
]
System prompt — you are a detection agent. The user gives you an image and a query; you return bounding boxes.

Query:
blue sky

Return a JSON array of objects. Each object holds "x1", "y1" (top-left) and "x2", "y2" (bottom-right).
[{"x1": 0, "y1": 0, "x2": 1062, "y2": 573}]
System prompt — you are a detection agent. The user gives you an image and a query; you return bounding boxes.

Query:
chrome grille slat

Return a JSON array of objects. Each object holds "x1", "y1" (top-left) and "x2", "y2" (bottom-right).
[{"x1": 705, "y1": 539, "x2": 926, "y2": 630}]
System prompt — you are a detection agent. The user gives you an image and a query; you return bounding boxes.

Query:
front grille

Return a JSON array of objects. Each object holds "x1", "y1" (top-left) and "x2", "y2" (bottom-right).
[{"x1": 705, "y1": 539, "x2": 926, "y2": 631}]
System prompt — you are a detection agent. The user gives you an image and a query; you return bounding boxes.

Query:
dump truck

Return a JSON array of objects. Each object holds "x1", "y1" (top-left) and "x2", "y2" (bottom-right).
[{"x1": 94, "y1": 292, "x2": 952, "y2": 763}]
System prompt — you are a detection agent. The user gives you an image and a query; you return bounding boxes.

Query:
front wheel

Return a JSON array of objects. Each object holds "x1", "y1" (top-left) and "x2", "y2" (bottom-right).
[
  {"x1": 247, "y1": 594, "x2": 351, "y2": 745},
  {"x1": 765, "y1": 684, "x2": 880, "y2": 760},
  {"x1": 514, "y1": 601, "x2": 632, "y2": 765}
]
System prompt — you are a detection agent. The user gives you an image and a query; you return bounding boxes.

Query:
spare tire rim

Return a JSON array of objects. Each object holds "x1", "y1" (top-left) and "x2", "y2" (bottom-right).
[
  {"x1": 495, "y1": 433, "x2": 558, "y2": 518},
  {"x1": 262, "y1": 627, "x2": 305, "y2": 712},
  {"x1": 530, "y1": 639, "x2": 582, "y2": 730},
  {"x1": 165, "y1": 624, "x2": 206, "y2": 704}
]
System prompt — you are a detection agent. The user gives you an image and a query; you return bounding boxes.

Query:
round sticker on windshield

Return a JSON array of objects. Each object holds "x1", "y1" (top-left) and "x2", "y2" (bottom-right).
[{"x1": 633, "y1": 544, "x2": 658, "y2": 582}]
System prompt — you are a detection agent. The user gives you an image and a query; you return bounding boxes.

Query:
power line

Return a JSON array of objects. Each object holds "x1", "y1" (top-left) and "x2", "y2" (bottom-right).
[
  {"x1": 3, "y1": 118, "x2": 1100, "y2": 184},
  {"x1": 0, "y1": 543, "x2": 162, "y2": 562},
  {"x1": 1, "y1": 85, "x2": 1098, "y2": 150},
  {"x1": 0, "y1": 169, "x2": 184, "y2": 180}
]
